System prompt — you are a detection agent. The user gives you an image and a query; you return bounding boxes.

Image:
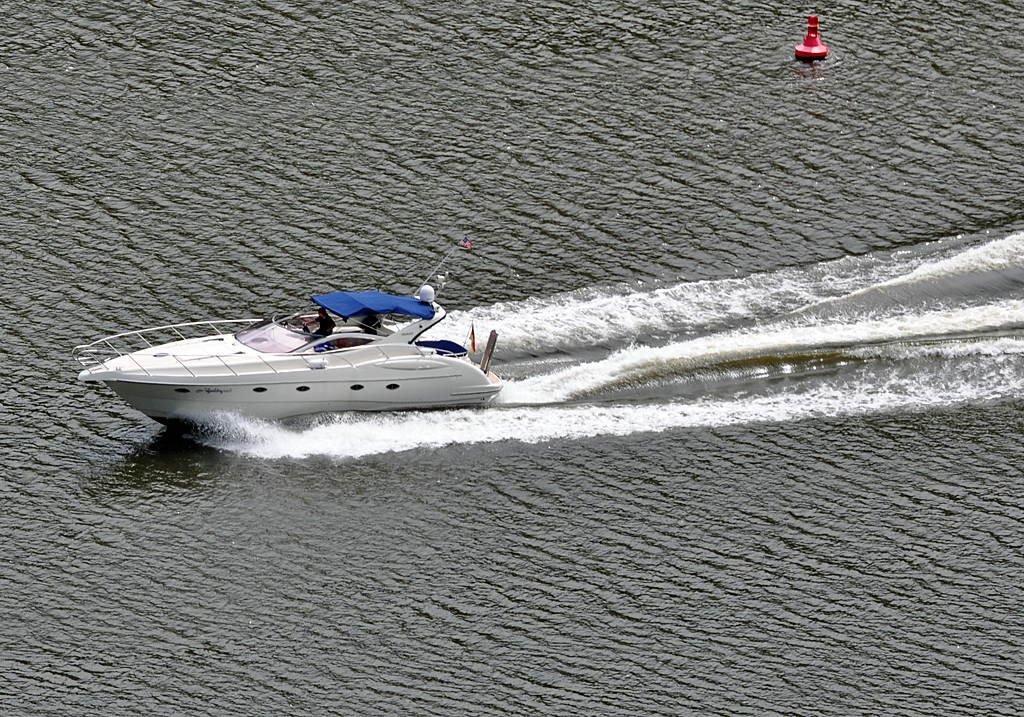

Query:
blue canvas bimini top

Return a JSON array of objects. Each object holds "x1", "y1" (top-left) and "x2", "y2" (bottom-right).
[{"x1": 311, "y1": 291, "x2": 435, "y2": 319}]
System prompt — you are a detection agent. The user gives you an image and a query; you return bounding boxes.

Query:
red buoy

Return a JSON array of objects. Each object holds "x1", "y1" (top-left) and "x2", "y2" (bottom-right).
[{"x1": 795, "y1": 15, "x2": 829, "y2": 60}]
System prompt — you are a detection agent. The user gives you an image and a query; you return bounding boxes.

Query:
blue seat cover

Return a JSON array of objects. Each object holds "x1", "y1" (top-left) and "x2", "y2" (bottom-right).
[{"x1": 415, "y1": 340, "x2": 467, "y2": 355}]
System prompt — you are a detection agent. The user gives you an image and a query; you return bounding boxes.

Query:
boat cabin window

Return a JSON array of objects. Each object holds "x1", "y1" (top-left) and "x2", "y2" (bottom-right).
[
  {"x1": 309, "y1": 335, "x2": 377, "y2": 352},
  {"x1": 236, "y1": 320, "x2": 314, "y2": 353},
  {"x1": 330, "y1": 336, "x2": 376, "y2": 350}
]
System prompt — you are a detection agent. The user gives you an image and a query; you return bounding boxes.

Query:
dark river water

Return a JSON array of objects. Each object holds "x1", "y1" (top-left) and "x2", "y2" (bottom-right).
[{"x1": 4, "y1": 1, "x2": 1024, "y2": 714}]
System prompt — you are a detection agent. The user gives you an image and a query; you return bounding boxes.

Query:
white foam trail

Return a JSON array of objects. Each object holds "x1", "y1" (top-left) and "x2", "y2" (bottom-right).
[
  {"x1": 879, "y1": 231, "x2": 1024, "y2": 286},
  {"x1": 208, "y1": 345, "x2": 1024, "y2": 460},
  {"x1": 502, "y1": 300, "x2": 1024, "y2": 403},
  {"x1": 433, "y1": 233, "x2": 1023, "y2": 353},
  {"x1": 203, "y1": 233, "x2": 1024, "y2": 460},
  {"x1": 435, "y1": 247, "x2": 938, "y2": 351}
]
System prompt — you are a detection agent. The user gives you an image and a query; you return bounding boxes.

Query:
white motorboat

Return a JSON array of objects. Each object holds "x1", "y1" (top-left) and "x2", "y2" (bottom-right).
[{"x1": 74, "y1": 287, "x2": 501, "y2": 423}]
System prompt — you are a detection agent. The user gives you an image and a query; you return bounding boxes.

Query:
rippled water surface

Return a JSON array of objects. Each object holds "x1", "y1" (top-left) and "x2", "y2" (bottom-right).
[{"x1": 4, "y1": 1, "x2": 1024, "y2": 715}]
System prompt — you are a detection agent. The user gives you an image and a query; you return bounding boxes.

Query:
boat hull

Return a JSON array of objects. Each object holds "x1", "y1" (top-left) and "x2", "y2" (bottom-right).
[
  {"x1": 74, "y1": 300, "x2": 503, "y2": 423},
  {"x1": 94, "y1": 363, "x2": 501, "y2": 421}
]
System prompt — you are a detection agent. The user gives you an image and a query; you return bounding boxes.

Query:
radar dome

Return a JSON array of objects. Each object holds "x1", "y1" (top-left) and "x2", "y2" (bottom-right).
[{"x1": 418, "y1": 284, "x2": 435, "y2": 303}]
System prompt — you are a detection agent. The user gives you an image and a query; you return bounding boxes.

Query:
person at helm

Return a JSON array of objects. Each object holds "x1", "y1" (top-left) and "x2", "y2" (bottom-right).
[{"x1": 302, "y1": 307, "x2": 336, "y2": 336}]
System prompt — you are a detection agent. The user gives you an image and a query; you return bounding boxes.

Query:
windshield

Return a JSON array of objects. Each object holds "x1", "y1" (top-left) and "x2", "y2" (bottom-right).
[{"x1": 235, "y1": 320, "x2": 314, "y2": 353}]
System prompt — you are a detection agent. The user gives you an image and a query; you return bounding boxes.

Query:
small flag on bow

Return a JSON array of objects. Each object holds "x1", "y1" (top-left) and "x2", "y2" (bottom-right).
[
  {"x1": 469, "y1": 323, "x2": 476, "y2": 353},
  {"x1": 458, "y1": 236, "x2": 472, "y2": 250}
]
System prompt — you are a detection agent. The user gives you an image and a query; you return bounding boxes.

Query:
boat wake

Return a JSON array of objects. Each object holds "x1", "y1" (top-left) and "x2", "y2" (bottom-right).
[
  {"x1": 201, "y1": 231, "x2": 1024, "y2": 459},
  {"x1": 502, "y1": 299, "x2": 1024, "y2": 404}
]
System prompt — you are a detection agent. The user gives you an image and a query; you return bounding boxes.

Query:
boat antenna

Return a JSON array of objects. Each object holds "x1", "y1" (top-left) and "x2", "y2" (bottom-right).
[{"x1": 418, "y1": 236, "x2": 472, "y2": 297}]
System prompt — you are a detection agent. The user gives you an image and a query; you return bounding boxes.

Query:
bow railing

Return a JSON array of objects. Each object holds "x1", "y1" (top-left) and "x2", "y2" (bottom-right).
[{"x1": 72, "y1": 319, "x2": 258, "y2": 369}]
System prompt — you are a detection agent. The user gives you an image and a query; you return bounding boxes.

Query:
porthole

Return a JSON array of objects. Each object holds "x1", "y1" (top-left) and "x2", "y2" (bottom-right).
[
  {"x1": 350, "y1": 384, "x2": 364, "y2": 391},
  {"x1": 174, "y1": 388, "x2": 190, "y2": 393},
  {"x1": 386, "y1": 383, "x2": 400, "y2": 390},
  {"x1": 296, "y1": 385, "x2": 311, "y2": 392},
  {"x1": 253, "y1": 387, "x2": 268, "y2": 393}
]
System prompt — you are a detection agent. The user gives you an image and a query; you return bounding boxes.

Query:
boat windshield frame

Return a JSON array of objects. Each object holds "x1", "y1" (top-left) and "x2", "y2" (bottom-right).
[
  {"x1": 234, "y1": 318, "x2": 317, "y2": 354},
  {"x1": 234, "y1": 304, "x2": 441, "y2": 354}
]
